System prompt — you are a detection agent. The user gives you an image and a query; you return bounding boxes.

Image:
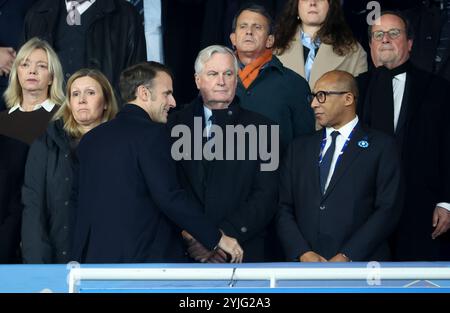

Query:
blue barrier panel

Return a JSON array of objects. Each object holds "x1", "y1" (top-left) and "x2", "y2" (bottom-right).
[{"x1": 1, "y1": 262, "x2": 450, "y2": 293}]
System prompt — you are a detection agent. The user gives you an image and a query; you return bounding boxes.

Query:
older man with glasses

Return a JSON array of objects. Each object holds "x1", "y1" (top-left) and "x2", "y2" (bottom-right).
[{"x1": 357, "y1": 11, "x2": 450, "y2": 261}]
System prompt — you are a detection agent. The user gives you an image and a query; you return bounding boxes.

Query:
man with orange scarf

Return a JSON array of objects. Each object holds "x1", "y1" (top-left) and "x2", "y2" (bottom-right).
[{"x1": 230, "y1": 3, "x2": 314, "y2": 150}]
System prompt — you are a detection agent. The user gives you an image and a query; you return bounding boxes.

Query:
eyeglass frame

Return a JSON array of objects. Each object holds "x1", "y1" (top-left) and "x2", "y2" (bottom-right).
[
  {"x1": 371, "y1": 28, "x2": 403, "y2": 41},
  {"x1": 308, "y1": 90, "x2": 350, "y2": 104}
]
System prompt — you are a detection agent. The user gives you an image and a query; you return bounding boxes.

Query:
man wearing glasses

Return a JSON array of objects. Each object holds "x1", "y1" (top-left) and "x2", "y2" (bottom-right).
[
  {"x1": 357, "y1": 11, "x2": 450, "y2": 261},
  {"x1": 277, "y1": 70, "x2": 403, "y2": 262}
]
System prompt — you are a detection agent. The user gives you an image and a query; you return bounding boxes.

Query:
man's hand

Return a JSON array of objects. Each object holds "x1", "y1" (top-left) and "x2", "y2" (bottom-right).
[
  {"x1": 0, "y1": 47, "x2": 16, "y2": 76},
  {"x1": 329, "y1": 253, "x2": 350, "y2": 262},
  {"x1": 217, "y1": 231, "x2": 243, "y2": 263},
  {"x1": 182, "y1": 230, "x2": 211, "y2": 262},
  {"x1": 182, "y1": 230, "x2": 228, "y2": 263},
  {"x1": 432, "y1": 206, "x2": 450, "y2": 239},
  {"x1": 207, "y1": 248, "x2": 228, "y2": 263},
  {"x1": 299, "y1": 251, "x2": 327, "y2": 262}
]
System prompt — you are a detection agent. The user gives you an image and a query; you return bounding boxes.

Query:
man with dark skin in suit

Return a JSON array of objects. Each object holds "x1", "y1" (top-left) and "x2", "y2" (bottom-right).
[{"x1": 277, "y1": 70, "x2": 403, "y2": 262}]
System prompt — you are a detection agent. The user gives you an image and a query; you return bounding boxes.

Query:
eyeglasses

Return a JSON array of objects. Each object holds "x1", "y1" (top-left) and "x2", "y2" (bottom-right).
[
  {"x1": 308, "y1": 91, "x2": 350, "y2": 103},
  {"x1": 371, "y1": 28, "x2": 403, "y2": 41}
]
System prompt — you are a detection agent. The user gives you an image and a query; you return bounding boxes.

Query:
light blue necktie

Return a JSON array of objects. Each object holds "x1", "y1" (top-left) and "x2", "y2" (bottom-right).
[{"x1": 301, "y1": 32, "x2": 320, "y2": 82}]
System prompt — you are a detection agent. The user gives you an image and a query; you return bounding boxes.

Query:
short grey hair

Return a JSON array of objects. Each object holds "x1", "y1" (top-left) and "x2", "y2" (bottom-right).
[{"x1": 194, "y1": 45, "x2": 239, "y2": 75}]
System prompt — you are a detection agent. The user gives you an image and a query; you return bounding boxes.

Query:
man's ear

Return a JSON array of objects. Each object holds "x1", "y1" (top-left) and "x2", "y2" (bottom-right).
[
  {"x1": 194, "y1": 73, "x2": 201, "y2": 90},
  {"x1": 137, "y1": 85, "x2": 150, "y2": 101},
  {"x1": 230, "y1": 33, "x2": 237, "y2": 48},
  {"x1": 407, "y1": 39, "x2": 413, "y2": 52},
  {"x1": 344, "y1": 92, "x2": 355, "y2": 107},
  {"x1": 266, "y1": 34, "x2": 275, "y2": 49}
]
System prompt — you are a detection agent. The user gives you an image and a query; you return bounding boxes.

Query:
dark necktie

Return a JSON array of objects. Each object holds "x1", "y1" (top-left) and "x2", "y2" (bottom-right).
[
  {"x1": 320, "y1": 131, "x2": 340, "y2": 194},
  {"x1": 207, "y1": 114, "x2": 215, "y2": 141}
]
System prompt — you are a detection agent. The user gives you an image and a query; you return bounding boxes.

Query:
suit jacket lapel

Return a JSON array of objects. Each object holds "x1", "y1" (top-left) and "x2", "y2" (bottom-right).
[
  {"x1": 311, "y1": 131, "x2": 324, "y2": 199},
  {"x1": 321, "y1": 125, "x2": 367, "y2": 201}
]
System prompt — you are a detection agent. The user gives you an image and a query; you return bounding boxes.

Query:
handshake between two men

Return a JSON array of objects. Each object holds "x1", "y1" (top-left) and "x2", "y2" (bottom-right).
[{"x1": 182, "y1": 230, "x2": 244, "y2": 263}]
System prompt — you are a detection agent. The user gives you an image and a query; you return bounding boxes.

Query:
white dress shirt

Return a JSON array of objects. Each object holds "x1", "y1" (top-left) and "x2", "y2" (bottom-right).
[
  {"x1": 203, "y1": 106, "x2": 213, "y2": 138},
  {"x1": 392, "y1": 72, "x2": 406, "y2": 131},
  {"x1": 322, "y1": 116, "x2": 359, "y2": 192},
  {"x1": 8, "y1": 99, "x2": 56, "y2": 114},
  {"x1": 143, "y1": 0, "x2": 164, "y2": 63},
  {"x1": 65, "y1": 0, "x2": 96, "y2": 16}
]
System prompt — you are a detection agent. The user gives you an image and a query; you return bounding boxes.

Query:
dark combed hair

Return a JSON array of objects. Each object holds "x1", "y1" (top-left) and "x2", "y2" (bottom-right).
[
  {"x1": 231, "y1": 3, "x2": 274, "y2": 34},
  {"x1": 367, "y1": 10, "x2": 414, "y2": 42},
  {"x1": 119, "y1": 61, "x2": 173, "y2": 103},
  {"x1": 273, "y1": 0, "x2": 357, "y2": 56}
]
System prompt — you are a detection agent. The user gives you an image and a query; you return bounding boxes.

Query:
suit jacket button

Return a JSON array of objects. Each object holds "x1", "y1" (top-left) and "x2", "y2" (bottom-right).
[
  {"x1": 319, "y1": 205, "x2": 326, "y2": 211},
  {"x1": 240, "y1": 227, "x2": 247, "y2": 233}
]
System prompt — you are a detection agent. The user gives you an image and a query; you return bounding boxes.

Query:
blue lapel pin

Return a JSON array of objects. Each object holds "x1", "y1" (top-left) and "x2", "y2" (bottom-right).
[{"x1": 358, "y1": 140, "x2": 369, "y2": 148}]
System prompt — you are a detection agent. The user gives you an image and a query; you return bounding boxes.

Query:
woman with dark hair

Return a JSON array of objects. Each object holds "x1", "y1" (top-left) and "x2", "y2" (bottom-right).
[
  {"x1": 21, "y1": 68, "x2": 118, "y2": 263},
  {"x1": 273, "y1": 0, "x2": 367, "y2": 88}
]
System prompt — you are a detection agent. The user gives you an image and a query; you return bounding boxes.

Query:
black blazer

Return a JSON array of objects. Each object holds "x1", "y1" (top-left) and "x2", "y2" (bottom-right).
[
  {"x1": 276, "y1": 124, "x2": 403, "y2": 261},
  {"x1": 168, "y1": 97, "x2": 279, "y2": 262},
  {"x1": 0, "y1": 134, "x2": 29, "y2": 263},
  {"x1": 71, "y1": 104, "x2": 221, "y2": 263},
  {"x1": 358, "y1": 65, "x2": 450, "y2": 260}
]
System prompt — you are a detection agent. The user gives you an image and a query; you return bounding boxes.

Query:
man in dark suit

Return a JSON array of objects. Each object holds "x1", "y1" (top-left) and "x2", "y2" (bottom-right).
[
  {"x1": 168, "y1": 45, "x2": 279, "y2": 262},
  {"x1": 277, "y1": 70, "x2": 403, "y2": 262},
  {"x1": 71, "y1": 61, "x2": 243, "y2": 263},
  {"x1": 358, "y1": 11, "x2": 450, "y2": 261}
]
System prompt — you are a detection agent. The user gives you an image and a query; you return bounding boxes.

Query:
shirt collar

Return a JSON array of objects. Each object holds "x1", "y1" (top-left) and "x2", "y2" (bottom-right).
[
  {"x1": 326, "y1": 115, "x2": 359, "y2": 139},
  {"x1": 393, "y1": 72, "x2": 406, "y2": 82},
  {"x1": 8, "y1": 99, "x2": 56, "y2": 114},
  {"x1": 203, "y1": 105, "x2": 213, "y2": 122},
  {"x1": 66, "y1": 0, "x2": 96, "y2": 15}
]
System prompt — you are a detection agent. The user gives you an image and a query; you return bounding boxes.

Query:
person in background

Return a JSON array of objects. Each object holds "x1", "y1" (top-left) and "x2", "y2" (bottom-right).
[
  {"x1": 0, "y1": 37, "x2": 64, "y2": 145},
  {"x1": 230, "y1": 3, "x2": 314, "y2": 149},
  {"x1": 273, "y1": 0, "x2": 367, "y2": 89},
  {"x1": 23, "y1": 0, "x2": 146, "y2": 105},
  {"x1": 0, "y1": 0, "x2": 37, "y2": 111}
]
